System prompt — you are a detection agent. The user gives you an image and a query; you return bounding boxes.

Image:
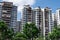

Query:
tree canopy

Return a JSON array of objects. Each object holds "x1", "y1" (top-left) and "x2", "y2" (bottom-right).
[
  {"x1": 0, "y1": 21, "x2": 14, "y2": 40},
  {"x1": 14, "y1": 32, "x2": 27, "y2": 40},
  {"x1": 48, "y1": 27, "x2": 60, "y2": 40},
  {"x1": 23, "y1": 23, "x2": 40, "y2": 40}
]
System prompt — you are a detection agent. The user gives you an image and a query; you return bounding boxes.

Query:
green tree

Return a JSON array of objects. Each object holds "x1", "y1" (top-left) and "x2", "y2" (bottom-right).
[
  {"x1": 34, "y1": 36, "x2": 44, "y2": 40},
  {"x1": 0, "y1": 21, "x2": 8, "y2": 40},
  {"x1": 5, "y1": 28, "x2": 14, "y2": 40},
  {"x1": 14, "y1": 32, "x2": 27, "y2": 40},
  {"x1": 23, "y1": 23, "x2": 40, "y2": 40},
  {"x1": 48, "y1": 27, "x2": 60, "y2": 40},
  {"x1": 0, "y1": 21, "x2": 14, "y2": 40}
]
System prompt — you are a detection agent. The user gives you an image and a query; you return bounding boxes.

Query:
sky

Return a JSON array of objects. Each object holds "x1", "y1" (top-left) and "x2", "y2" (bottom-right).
[{"x1": 0, "y1": 0, "x2": 60, "y2": 21}]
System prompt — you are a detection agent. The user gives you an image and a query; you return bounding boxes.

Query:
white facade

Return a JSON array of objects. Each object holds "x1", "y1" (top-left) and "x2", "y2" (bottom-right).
[
  {"x1": 55, "y1": 9, "x2": 60, "y2": 25},
  {"x1": 34, "y1": 7, "x2": 52, "y2": 37},
  {"x1": 42, "y1": 7, "x2": 52, "y2": 37},
  {"x1": 22, "y1": 5, "x2": 34, "y2": 31},
  {"x1": 34, "y1": 7, "x2": 43, "y2": 28},
  {"x1": 34, "y1": 7, "x2": 43, "y2": 36},
  {"x1": 51, "y1": 13, "x2": 54, "y2": 29}
]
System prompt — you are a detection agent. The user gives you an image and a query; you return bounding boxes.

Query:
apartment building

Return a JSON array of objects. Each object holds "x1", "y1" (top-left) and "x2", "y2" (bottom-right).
[
  {"x1": 0, "y1": 2, "x2": 17, "y2": 32},
  {"x1": 42, "y1": 7, "x2": 52, "y2": 38},
  {"x1": 33, "y1": 7, "x2": 43, "y2": 36},
  {"x1": 55, "y1": 9, "x2": 60, "y2": 26},
  {"x1": 21, "y1": 5, "x2": 34, "y2": 31},
  {"x1": 34, "y1": 7, "x2": 52, "y2": 38}
]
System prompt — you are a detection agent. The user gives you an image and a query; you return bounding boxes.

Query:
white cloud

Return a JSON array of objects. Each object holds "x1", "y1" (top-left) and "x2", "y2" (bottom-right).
[{"x1": 3, "y1": 0, "x2": 36, "y2": 12}]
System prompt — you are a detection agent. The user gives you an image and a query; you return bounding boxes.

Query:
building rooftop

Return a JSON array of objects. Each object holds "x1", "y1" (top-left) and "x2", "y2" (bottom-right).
[{"x1": 34, "y1": 6, "x2": 41, "y2": 9}]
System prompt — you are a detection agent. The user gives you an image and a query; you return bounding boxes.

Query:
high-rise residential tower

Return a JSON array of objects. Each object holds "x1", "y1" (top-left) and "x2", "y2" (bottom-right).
[
  {"x1": 42, "y1": 7, "x2": 52, "y2": 38},
  {"x1": 22, "y1": 5, "x2": 34, "y2": 30},
  {"x1": 55, "y1": 9, "x2": 60, "y2": 26},
  {"x1": 33, "y1": 7, "x2": 43, "y2": 36},
  {"x1": 0, "y1": 2, "x2": 17, "y2": 32},
  {"x1": 34, "y1": 7, "x2": 52, "y2": 38}
]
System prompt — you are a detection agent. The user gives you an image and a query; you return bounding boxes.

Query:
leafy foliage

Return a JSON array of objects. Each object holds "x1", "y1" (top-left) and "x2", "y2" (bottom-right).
[
  {"x1": 0, "y1": 21, "x2": 40, "y2": 40},
  {"x1": 14, "y1": 32, "x2": 27, "y2": 40},
  {"x1": 23, "y1": 23, "x2": 40, "y2": 39},
  {"x1": 0, "y1": 21, "x2": 14, "y2": 40},
  {"x1": 48, "y1": 27, "x2": 60, "y2": 40}
]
